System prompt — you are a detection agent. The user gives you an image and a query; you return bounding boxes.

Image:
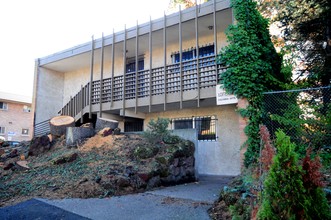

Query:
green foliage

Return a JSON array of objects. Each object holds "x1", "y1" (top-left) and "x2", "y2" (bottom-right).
[
  {"x1": 258, "y1": 130, "x2": 308, "y2": 219},
  {"x1": 218, "y1": 0, "x2": 291, "y2": 167},
  {"x1": 143, "y1": 117, "x2": 170, "y2": 144},
  {"x1": 258, "y1": 130, "x2": 331, "y2": 220}
]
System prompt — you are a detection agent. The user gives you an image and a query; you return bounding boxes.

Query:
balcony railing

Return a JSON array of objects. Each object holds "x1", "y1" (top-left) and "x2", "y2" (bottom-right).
[{"x1": 59, "y1": 55, "x2": 227, "y2": 118}]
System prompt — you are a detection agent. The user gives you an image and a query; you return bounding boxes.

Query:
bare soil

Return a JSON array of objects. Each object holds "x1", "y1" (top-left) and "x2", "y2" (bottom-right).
[{"x1": 0, "y1": 133, "x2": 161, "y2": 207}]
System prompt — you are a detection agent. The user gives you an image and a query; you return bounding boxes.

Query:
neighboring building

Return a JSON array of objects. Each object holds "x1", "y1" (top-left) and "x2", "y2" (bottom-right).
[
  {"x1": 0, "y1": 91, "x2": 33, "y2": 142},
  {"x1": 33, "y1": 0, "x2": 246, "y2": 176}
]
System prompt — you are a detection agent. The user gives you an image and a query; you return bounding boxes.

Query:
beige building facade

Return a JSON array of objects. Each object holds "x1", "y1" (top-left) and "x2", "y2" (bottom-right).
[
  {"x1": 33, "y1": 0, "x2": 246, "y2": 176},
  {"x1": 0, "y1": 92, "x2": 33, "y2": 142}
]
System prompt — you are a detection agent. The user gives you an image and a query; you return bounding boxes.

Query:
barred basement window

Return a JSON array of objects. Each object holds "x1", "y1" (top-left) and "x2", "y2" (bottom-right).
[
  {"x1": 171, "y1": 116, "x2": 217, "y2": 141},
  {"x1": 0, "y1": 102, "x2": 8, "y2": 110}
]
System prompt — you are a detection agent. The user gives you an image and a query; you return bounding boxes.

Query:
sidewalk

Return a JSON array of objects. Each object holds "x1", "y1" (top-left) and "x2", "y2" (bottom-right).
[{"x1": 0, "y1": 175, "x2": 233, "y2": 220}]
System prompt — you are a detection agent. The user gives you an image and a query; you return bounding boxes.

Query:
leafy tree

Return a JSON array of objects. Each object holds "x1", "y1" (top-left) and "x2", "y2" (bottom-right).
[
  {"x1": 218, "y1": 0, "x2": 291, "y2": 166},
  {"x1": 258, "y1": 131, "x2": 331, "y2": 220}
]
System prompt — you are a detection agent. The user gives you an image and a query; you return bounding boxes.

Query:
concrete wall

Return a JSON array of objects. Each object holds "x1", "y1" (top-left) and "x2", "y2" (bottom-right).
[
  {"x1": 171, "y1": 129, "x2": 199, "y2": 178},
  {"x1": 144, "y1": 105, "x2": 241, "y2": 176},
  {"x1": 0, "y1": 102, "x2": 33, "y2": 142},
  {"x1": 34, "y1": 67, "x2": 64, "y2": 124}
]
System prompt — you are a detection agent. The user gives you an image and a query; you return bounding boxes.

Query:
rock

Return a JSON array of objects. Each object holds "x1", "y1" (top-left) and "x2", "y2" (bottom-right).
[
  {"x1": 147, "y1": 176, "x2": 161, "y2": 189},
  {"x1": 28, "y1": 135, "x2": 51, "y2": 156},
  {"x1": 98, "y1": 128, "x2": 113, "y2": 137},
  {"x1": 3, "y1": 162, "x2": 15, "y2": 170},
  {"x1": 113, "y1": 128, "x2": 121, "y2": 135},
  {"x1": 66, "y1": 127, "x2": 95, "y2": 146},
  {"x1": 138, "y1": 173, "x2": 150, "y2": 182},
  {"x1": 0, "y1": 149, "x2": 5, "y2": 156},
  {"x1": 8, "y1": 149, "x2": 18, "y2": 158},
  {"x1": 52, "y1": 152, "x2": 78, "y2": 165},
  {"x1": 116, "y1": 176, "x2": 130, "y2": 188},
  {"x1": 95, "y1": 118, "x2": 119, "y2": 131},
  {"x1": 133, "y1": 145, "x2": 159, "y2": 159}
]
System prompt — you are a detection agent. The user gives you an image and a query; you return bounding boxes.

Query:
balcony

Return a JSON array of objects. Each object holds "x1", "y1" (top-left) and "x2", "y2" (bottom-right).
[{"x1": 60, "y1": 54, "x2": 227, "y2": 120}]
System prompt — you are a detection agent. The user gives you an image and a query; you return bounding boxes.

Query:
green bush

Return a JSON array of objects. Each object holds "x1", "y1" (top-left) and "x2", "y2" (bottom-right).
[
  {"x1": 143, "y1": 118, "x2": 170, "y2": 144},
  {"x1": 258, "y1": 130, "x2": 331, "y2": 220}
]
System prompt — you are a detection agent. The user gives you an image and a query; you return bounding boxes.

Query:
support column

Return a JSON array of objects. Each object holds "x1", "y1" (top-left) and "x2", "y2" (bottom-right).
[
  {"x1": 179, "y1": 5, "x2": 183, "y2": 109},
  {"x1": 148, "y1": 17, "x2": 152, "y2": 112},
  {"x1": 89, "y1": 36, "x2": 95, "y2": 119},
  {"x1": 213, "y1": 0, "x2": 218, "y2": 85},
  {"x1": 135, "y1": 20, "x2": 139, "y2": 113},
  {"x1": 99, "y1": 33, "x2": 104, "y2": 117},
  {"x1": 163, "y1": 12, "x2": 167, "y2": 111},
  {"x1": 195, "y1": 0, "x2": 200, "y2": 108},
  {"x1": 111, "y1": 29, "x2": 115, "y2": 107},
  {"x1": 122, "y1": 25, "x2": 127, "y2": 116}
]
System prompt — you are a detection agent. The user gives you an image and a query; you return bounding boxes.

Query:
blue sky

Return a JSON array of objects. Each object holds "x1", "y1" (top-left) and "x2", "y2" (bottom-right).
[{"x1": 0, "y1": 0, "x2": 171, "y2": 100}]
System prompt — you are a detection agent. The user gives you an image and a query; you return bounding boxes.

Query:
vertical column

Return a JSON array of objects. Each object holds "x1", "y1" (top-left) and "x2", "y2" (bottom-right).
[
  {"x1": 195, "y1": 0, "x2": 200, "y2": 108},
  {"x1": 213, "y1": 0, "x2": 218, "y2": 85},
  {"x1": 163, "y1": 12, "x2": 167, "y2": 111},
  {"x1": 122, "y1": 25, "x2": 127, "y2": 116},
  {"x1": 148, "y1": 17, "x2": 152, "y2": 112},
  {"x1": 80, "y1": 85, "x2": 84, "y2": 123},
  {"x1": 179, "y1": 5, "x2": 183, "y2": 109},
  {"x1": 89, "y1": 36, "x2": 95, "y2": 119},
  {"x1": 111, "y1": 29, "x2": 115, "y2": 107},
  {"x1": 135, "y1": 20, "x2": 139, "y2": 113},
  {"x1": 99, "y1": 33, "x2": 104, "y2": 118}
]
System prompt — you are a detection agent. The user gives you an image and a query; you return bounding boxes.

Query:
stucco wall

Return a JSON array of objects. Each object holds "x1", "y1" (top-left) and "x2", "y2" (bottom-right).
[
  {"x1": 35, "y1": 68, "x2": 64, "y2": 124},
  {"x1": 144, "y1": 105, "x2": 241, "y2": 176}
]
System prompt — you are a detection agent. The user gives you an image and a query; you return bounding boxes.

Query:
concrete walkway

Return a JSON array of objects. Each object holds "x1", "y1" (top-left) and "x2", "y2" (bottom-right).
[{"x1": 0, "y1": 175, "x2": 233, "y2": 220}]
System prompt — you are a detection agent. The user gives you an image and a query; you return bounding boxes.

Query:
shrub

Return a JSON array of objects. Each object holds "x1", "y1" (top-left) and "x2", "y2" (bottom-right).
[
  {"x1": 143, "y1": 118, "x2": 170, "y2": 144},
  {"x1": 258, "y1": 130, "x2": 331, "y2": 220}
]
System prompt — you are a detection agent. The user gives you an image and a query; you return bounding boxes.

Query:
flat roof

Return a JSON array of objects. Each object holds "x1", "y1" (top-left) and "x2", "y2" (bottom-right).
[{"x1": 0, "y1": 91, "x2": 32, "y2": 104}]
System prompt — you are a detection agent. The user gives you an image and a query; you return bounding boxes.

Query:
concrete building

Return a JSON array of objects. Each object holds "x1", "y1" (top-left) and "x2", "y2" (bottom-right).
[
  {"x1": 0, "y1": 92, "x2": 33, "y2": 142},
  {"x1": 33, "y1": 0, "x2": 246, "y2": 176}
]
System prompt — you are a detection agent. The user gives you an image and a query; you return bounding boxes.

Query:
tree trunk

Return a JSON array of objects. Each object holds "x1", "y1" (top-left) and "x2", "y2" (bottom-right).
[{"x1": 50, "y1": 115, "x2": 75, "y2": 137}]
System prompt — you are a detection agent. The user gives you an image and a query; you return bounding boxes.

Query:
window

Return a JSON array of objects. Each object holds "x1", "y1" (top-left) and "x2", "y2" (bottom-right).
[
  {"x1": 0, "y1": 127, "x2": 5, "y2": 134},
  {"x1": 22, "y1": 129, "x2": 29, "y2": 135},
  {"x1": 0, "y1": 102, "x2": 8, "y2": 110},
  {"x1": 126, "y1": 60, "x2": 144, "y2": 73},
  {"x1": 23, "y1": 105, "x2": 31, "y2": 112},
  {"x1": 171, "y1": 44, "x2": 215, "y2": 63},
  {"x1": 171, "y1": 116, "x2": 217, "y2": 141}
]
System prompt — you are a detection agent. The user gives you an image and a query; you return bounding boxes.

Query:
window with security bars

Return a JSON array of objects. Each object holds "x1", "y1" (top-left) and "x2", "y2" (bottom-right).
[
  {"x1": 171, "y1": 116, "x2": 217, "y2": 141},
  {"x1": 0, "y1": 102, "x2": 8, "y2": 110},
  {"x1": 0, "y1": 127, "x2": 5, "y2": 134}
]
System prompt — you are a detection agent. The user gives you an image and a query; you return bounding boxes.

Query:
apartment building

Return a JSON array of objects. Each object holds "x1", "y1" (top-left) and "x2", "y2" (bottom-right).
[
  {"x1": 0, "y1": 92, "x2": 33, "y2": 142},
  {"x1": 33, "y1": 0, "x2": 246, "y2": 176}
]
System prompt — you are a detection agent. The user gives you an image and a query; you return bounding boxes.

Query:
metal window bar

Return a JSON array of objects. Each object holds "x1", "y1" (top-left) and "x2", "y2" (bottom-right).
[{"x1": 171, "y1": 116, "x2": 217, "y2": 141}]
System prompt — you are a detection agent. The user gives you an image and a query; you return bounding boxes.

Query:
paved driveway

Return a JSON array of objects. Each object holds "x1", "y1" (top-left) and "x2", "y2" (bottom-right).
[{"x1": 0, "y1": 175, "x2": 233, "y2": 220}]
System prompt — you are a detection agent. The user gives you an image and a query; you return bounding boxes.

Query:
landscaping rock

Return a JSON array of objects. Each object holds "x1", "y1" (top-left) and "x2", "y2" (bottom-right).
[
  {"x1": 28, "y1": 135, "x2": 51, "y2": 156},
  {"x1": 52, "y1": 152, "x2": 78, "y2": 165}
]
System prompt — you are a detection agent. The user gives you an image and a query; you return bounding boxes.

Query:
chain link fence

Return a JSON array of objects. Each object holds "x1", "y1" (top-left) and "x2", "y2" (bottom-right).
[{"x1": 262, "y1": 86, "x2": 331, "y2": 154}]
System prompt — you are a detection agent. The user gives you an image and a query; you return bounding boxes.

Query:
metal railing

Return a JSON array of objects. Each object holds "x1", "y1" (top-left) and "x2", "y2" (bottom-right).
[{"x1": 59, "y1": 55, "x2": 226, "y2": 119}]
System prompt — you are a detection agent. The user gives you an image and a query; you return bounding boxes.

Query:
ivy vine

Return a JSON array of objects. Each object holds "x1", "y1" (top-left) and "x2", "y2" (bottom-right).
[{"x1": 218, "y1": 0, "x2": 291, "y2": 166}]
